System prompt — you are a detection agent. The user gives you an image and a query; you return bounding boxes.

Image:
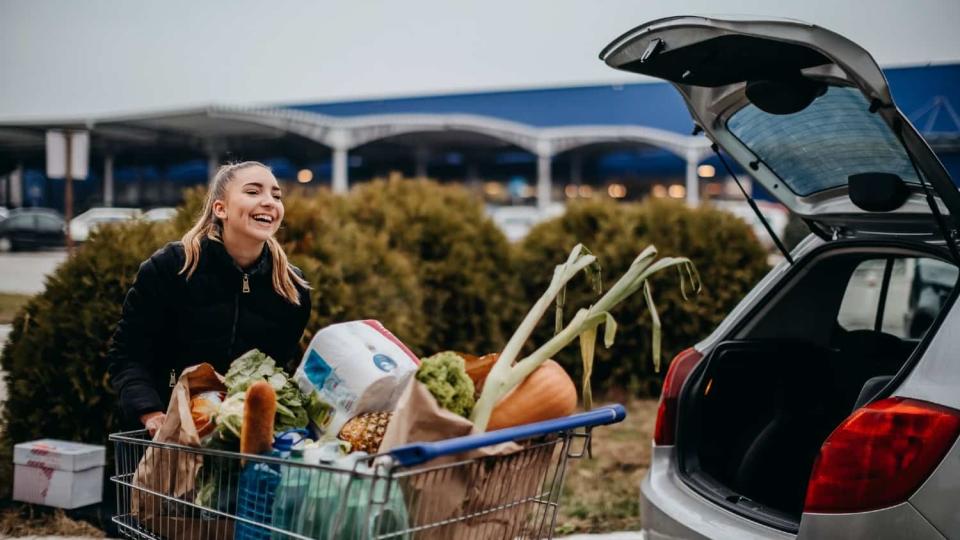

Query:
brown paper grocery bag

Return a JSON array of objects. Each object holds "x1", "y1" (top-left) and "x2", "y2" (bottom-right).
[
  {"x1": 381, "y1": 379, "x2": 559, "y2": 539},
  {"x1": 131, "y1": 363, "x2": 227, "y2": 537}
]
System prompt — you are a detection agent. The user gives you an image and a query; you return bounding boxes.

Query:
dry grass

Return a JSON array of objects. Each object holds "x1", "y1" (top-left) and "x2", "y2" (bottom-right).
[
  {"x1": 0, "y1": 293, "x2": 31, "y2": 325},
  {"x1": 0, "y1": 504, "x2": 105, "y2": 537},
  {"x1": 554, "y1": 398, "x2": 657, "y2": 535}
]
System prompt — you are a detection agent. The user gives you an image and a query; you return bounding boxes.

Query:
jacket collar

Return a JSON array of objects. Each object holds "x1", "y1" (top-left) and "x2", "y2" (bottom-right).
[{"x1": 202, "y1": 236, "x2": 272, "y2": 277}]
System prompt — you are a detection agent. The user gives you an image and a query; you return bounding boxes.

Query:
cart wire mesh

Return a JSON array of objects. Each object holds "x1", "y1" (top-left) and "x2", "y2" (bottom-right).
[{"x1": 110, "y1": 405, "x2": 624, "y2": 540}]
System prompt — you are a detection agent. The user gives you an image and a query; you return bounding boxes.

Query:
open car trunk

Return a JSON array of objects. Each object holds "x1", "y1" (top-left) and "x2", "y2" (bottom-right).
[{"x1": 676, "y1": 246, "x2": 958, "y2": 531}]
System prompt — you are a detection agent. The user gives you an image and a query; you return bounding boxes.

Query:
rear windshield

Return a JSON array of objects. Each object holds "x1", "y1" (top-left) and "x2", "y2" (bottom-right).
[{"x1": 727, "y1": 86, "x2": 920, "y2": 197}]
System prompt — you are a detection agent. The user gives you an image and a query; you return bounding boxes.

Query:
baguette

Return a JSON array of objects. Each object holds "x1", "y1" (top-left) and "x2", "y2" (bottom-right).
[{"x1": 240, "y1": 381, "x2": 276, "y2": 460}]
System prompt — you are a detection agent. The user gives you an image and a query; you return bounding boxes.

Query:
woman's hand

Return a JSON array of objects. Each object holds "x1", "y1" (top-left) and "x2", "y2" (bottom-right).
[{"x1": 140, "y1": 411, "x2": 166, "y2": 437}]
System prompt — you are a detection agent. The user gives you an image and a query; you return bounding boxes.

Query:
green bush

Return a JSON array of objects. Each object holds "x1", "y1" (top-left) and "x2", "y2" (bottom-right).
[
  {"x1": 346, "y1": 179, "x2": 520, "y2": 357},
  {"x1": 0, "y1": 222, "x2": 177, "y2": 496},
  {"x1": 515, "y1": 198, "x2": 769, "y2": 396},
  {"x1": 280, "y1": 189, "x2": 429, "y2": 362}
]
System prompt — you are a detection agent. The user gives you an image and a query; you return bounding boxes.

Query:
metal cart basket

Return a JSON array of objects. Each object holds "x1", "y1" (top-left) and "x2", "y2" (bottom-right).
[{"x1": 110, "y1": 404, "x2": 626, "y2": 540}]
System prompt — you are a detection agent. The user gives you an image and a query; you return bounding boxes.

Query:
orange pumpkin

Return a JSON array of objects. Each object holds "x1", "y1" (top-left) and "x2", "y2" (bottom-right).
[
  {"x1": 462, "y1": 352, "x2": 499, "y2": 391},
  {"x1": 487, "y1": 359, "x2": 577, "y2": 431}
]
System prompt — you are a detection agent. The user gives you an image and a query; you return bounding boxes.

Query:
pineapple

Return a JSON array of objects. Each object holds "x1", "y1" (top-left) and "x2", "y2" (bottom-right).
[{"x1": 338, "y1": 412, "x2": 392, "y2": 454}]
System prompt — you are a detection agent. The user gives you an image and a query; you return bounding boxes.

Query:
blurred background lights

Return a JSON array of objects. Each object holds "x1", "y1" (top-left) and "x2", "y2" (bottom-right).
[
  {"x1": 296, "y1": 169, "x2": 313, "y2": 183},
  {"x1": 607, "y1": 183, "x2": 627, "y2": 199},
  {"x1": 651, "y1": 184, "x2": 668, "y2": 198},
  {"x1": 668, "y1": 184, "x2": 686, "y2": 198},
  {"x1": 697, "y1": 164, "x2": 716, "y2": 178}
]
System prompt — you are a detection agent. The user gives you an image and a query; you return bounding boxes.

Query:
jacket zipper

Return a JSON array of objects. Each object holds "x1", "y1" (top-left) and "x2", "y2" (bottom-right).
[
  {"x1": 169, "y1": 369, "x2": 176, "y2": 387},
  {"x1": 228, "y1": 273, "x2": 248, "y2": 358}
]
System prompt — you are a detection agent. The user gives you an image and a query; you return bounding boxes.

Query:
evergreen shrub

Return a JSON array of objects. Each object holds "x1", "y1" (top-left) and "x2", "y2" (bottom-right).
[
  {"x1": 515, "y1": 198, "x2": 769, "y2": 396},
  {"x1": 345, "y1": 179, "x2": 521, "y2": 357}
]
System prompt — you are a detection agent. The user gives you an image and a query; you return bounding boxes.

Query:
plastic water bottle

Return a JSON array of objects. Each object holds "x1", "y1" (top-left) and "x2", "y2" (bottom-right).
[
  {"x1": 269, "y1": 437, "x2": 311, "y2": 539},
  {"x1": 234, "y1": 430, "x2": 306, "y2": 540}
]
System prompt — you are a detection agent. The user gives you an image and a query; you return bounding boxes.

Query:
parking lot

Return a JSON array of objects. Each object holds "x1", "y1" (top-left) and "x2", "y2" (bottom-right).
[
  {"x1": 0, "y1": 250, "x2": 67, "y2": 405},
  {"x1": 0, "y1": 250, "x2": 68, "y2": 295}
]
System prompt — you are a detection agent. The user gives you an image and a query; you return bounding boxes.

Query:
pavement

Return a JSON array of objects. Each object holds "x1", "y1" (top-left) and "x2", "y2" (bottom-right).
[
  {"x1": 0, "y1": 250, "x2": 68, "y2": 295},
  {"x1": 0, "y1": 250, "x2": 67, "y2": 405}
]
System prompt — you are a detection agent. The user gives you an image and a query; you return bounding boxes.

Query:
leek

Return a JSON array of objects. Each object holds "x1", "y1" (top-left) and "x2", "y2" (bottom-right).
[{"x1": 470, "y1": 244, "x2": 700, "y2": 432}]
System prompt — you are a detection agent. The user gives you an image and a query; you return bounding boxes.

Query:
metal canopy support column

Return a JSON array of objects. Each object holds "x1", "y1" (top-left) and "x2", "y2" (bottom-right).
[
  {"x1": 103, "y1": 155, "x2": 114, "y2": 207},
  {"x1": 332, "y1": 146, "x2": 349, "y2": 194},
  {"x1": 685, "y1": 148, "x2": 701, "y2": 207},
  {"x1": 207, "y1": 148, "x2": 220, "y2": 187},
  {"x1": 414, "y1": 146, "x2": 429, "y2": 179},
  {"x1": 9, "y1": 165, "x2": 23, "y2": 208},
  {"x1": 536, "y1": 140, "x2": 553, "y2": 211},
  {"x1": 328, "y1": 129, "x2": 351, "y2": 194}
]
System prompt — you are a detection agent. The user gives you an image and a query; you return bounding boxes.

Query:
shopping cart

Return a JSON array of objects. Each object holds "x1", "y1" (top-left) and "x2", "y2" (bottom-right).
[{"x1": 110, "y1": 404, "x2": 626, "y2": 540}]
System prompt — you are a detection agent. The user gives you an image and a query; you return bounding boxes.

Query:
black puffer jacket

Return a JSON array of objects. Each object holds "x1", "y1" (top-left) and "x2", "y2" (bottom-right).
[{"x1": 107, "y1": 237, "x2": 311, "y2": 424}]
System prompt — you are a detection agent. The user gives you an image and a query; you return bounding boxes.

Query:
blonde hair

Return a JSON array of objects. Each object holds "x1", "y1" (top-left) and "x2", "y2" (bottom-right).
[{"x1": 179, "y1": 161, "x2": 310, "y2": 305}]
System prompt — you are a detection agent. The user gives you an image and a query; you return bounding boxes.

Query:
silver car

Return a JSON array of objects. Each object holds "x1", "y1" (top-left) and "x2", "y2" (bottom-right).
[{"x1": 600, "y1": 17, "x2": 960, "y2": 539}]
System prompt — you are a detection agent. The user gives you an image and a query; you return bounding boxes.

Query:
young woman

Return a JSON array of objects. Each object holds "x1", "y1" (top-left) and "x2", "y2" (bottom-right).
[{"x1": 108, "y1": 161, "x2": 311, "y2": 435}]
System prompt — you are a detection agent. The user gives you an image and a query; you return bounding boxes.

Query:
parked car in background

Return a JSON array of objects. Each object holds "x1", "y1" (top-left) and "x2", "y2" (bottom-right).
[
  {"x1": 486, "y1": 203, "x2": 564, "y2": 242},
  {"x1": 68, "y1": 207, "x2": 141, "y2": 242},
  {"x1": 142, "y1": 207, "x2": 177, "y2": 222},
  {"x1": 0, "y1": 206, "x2": 9, "y2": 221},
  {"x1": 0, "y1": 207, "x2": 65, "y2": 251},
  {"x1": 602, "y1": 16, "x2": 960, "y2": 539}
]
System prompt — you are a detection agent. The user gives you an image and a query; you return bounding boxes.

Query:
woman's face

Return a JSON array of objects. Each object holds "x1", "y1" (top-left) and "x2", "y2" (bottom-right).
[{"x1": 213, "y1": 166, "x2": 284, "y2": 244}]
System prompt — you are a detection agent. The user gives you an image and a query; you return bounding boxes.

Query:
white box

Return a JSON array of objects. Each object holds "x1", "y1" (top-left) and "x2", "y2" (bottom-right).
[{"x1": 13, "y1": 439, "x2": 105, "y2": 509}]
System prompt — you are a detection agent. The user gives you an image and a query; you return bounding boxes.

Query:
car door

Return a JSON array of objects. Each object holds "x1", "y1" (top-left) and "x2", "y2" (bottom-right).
[
  {"x1": 600, "y1": 17, "x2": 960, "y2": 240},
  {"x1": 4, "y1": 214, "x2": 37, "y2": 249},
  {"x1": 36, "y1": 214, "x2": 65, "y2": 248}
]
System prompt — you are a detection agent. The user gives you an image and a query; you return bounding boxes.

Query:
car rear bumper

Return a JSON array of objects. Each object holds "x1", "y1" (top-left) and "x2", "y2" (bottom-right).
[{"x1": 640, "y1": 446, "x2": 794, "y2": 540}]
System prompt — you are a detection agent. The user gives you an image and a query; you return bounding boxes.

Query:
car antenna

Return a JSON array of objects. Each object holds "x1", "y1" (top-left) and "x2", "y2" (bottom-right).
[{"x1": 711, "y1": 143, "x2": 794, "y2": 265}]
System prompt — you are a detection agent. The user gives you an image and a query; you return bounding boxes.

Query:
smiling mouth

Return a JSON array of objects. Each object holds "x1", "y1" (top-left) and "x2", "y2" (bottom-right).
[{"x1": 252, "y1": 214, "x2": 275, "y2": 224}]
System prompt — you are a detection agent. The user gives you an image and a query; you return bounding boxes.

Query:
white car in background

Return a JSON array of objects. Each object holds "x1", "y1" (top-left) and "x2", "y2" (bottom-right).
[
  {"x1": 142, "y1": 207, "x2": 177, "y2": 222},
  {"x1": 486, "y1": 204, "x2": 565, "y2": 242},
  {"x1": 69, "y1": 207, "x2": 141, "y2": 242}
]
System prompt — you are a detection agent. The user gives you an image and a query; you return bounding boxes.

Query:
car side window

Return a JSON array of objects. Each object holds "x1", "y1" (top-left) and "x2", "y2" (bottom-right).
[
  {"x1": 838, "y1": 257, "x2": 958, "y2": 339},
  {"x1": 37, "y1": 215, "x2": 63, "y2": 233},
  {"x1": 39, "y1": 215, "x2": 63, "y2": 232},
  {"x1": 4, "y1": 214, "x2": 34, "y2": 230}
]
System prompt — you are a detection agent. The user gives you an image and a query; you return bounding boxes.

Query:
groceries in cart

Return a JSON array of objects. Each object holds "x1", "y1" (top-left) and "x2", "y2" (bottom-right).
[{"x1": 113, "y1": 244, "x2": 696, "y2": 539}]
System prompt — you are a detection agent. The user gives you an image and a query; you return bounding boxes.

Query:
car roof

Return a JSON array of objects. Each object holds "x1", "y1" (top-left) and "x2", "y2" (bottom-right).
[{"x1": 8, "y1": 207, "x2": 63, "y2": 218}]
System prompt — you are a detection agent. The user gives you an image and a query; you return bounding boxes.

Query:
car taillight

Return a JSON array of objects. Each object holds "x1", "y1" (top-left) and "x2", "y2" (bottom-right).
[
  {"x1": 653, "y1": 347, "x2": 703, "y2": 445},
  {"x1": 804, "y1": 397, "x2": 960, "y2": 513}
]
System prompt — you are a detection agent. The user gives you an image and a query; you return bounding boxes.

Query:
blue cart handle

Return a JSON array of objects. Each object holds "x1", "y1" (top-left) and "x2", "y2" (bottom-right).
[{"x1": 387, "y1": 404, "x2": 626, "y2": 467}]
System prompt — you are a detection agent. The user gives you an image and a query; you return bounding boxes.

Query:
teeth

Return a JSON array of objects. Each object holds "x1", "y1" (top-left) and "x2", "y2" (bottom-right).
[{"x1": 253, "y1": 214, "x2": 273, "y2": 223}]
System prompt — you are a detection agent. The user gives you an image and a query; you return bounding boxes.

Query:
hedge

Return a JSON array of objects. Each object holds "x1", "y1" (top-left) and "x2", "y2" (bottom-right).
[{"x1": 514, "y1": 198, "x2": 769, "y2": 395}]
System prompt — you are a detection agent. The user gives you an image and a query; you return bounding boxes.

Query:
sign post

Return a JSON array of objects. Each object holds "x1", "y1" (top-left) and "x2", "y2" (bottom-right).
[{"x1": 46, "y1": 130, "x2": 89, "y2": 254}]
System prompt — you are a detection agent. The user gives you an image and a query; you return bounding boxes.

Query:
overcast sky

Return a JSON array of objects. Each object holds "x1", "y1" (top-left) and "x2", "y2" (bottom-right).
[{"x1": 2, "y1": 0, "x2": 959, "y2": 120}]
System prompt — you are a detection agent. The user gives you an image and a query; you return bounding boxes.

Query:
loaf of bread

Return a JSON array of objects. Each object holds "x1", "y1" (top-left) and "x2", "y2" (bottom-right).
[{"x1": 240, "y1": 381, "x2": 276, "y2": 459}]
